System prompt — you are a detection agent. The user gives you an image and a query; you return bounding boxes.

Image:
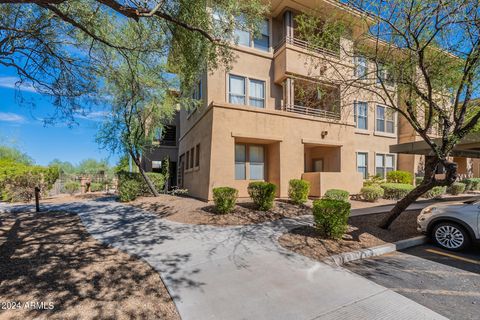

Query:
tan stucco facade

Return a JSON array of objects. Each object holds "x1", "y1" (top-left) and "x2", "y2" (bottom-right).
[{"x1": 175, "y1": 0, "x2": 476, "y2": 201}]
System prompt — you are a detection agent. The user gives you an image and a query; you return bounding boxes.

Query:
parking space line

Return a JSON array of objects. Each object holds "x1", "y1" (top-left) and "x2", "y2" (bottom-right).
[
  {"x1": 394, "y1": 288, "x2": 480, "y2": 297},
  {"x1": 425, "y1": 249, "x2": 480, "y2": 265}
]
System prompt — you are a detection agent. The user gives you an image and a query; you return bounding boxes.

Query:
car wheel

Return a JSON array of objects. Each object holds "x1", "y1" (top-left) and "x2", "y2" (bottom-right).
[{"x1": 432, "y1": 222, "x2": 470, "y2": 251}]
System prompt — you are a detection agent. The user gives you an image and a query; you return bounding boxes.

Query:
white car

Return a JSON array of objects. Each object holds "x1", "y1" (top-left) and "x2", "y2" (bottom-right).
[{"x1": 417, "y1": 198, "x2": 480, "y2": 251}]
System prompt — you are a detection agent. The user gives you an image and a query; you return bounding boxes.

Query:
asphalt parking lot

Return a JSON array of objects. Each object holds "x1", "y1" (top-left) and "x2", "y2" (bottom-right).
[{"x1": 344, "y1": 244, "x2": 480, "y2": 320}]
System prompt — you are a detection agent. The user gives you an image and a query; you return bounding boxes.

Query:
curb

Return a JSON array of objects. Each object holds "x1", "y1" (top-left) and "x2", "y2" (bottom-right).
[{"x1": 322, "y1": 235, "x2": 428, "y2": 266}]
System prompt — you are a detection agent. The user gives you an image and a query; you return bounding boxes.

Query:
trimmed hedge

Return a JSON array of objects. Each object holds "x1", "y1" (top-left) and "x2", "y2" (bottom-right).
[
  {"x1": 323, "y1": 189, "x2": 349, "y2": 202},
  {"x1": 213, "y1": 187, "x2": 238, "y2": 214},
  {"x1": 363, "y1": 175, "x2": 384, "y2": 187},
  {"x1": 312, "y1": 199, "x2": 351, "y2": 239},
  {"x1": 117, "y1": 171, "x2": 165, "y2": 202},
  {"x1": 386, "y1": 170, "x2": 413, "y2": 184},
  {"x1": 380, "y1": 183, "x2": 414, "y2": 199},
  {"x1": 422, "y1": 186, "x2": 446, "y2": 199},
  {"x1": 0, "y1": 159, "x2": 59, "y2": 202},
  {"x1": 461, "y1": 178, "x2": 480, "y2": 191},
  {"x1": 447, "y1": 182, "x2": 466, "y2": 195},
  {"x1": 288, "y1": 179, "x2": 310, "y2": 205},
  {"x1": 360, "y1": 186, "x2": 384, "y2": 202},
  {"x1": 248, "y1": 181, "x2": 276, "y2": 211}
]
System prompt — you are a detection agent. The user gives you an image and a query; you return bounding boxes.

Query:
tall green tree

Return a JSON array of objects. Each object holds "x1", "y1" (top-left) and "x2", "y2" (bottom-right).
[
  {"x1": 0, "y1": 145, "x2": 33, "y2": 165},
  {"x1": 296, "y1": 0, "x2": 480, "y2": 228}
]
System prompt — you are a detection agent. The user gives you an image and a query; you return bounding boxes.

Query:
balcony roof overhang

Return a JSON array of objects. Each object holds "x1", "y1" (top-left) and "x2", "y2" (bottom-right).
[{"x1": 390, "y1": 133, "x2": 480, "y2": 158}]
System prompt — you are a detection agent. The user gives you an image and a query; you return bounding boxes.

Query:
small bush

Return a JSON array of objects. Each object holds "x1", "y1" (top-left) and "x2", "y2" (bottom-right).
[
  {"x1": 213, "y1": 187, "x2": 238, "y2": 214},
  {"x1": 118, "y1": 179, "x2": 141, "y2": 202},
  {"x1": 422, "y1": 186, "x2": 446, "y2": 199},
  {"x1": 360, "y1": 186, "x2": 384, "y2": 202},
  {"x1": 247, "y1": 181, "x2": 276, "y2": 211},
  {"x1": 64, "y1": 181, "x2": 81, "y2": 195},
  {"x1": 117, "y1": 171, "x2": 165, "y2": 201},
  {"x1": 386, "y1": 170, "x2": 413, "y2": 184},
  {"x1": 288, "y1": 179, "x2": 310, "y2": 205},
  {"x1": 89, "y1": 182, "x2": 103, "y2": 192},
  {"x1": 380, "y1": 183, "x2": 414, "y2": 199},
  {"x1": 312, "y1": 199, "x2": 351, "y2": 239},
  {"x1": 323, "y1": 189, "x2": 349, "y2": 202},
  {"x1": 461, "y1": 178, "x2": 480, "y2": 191},
  {"x1": 363, "y1": 175, "x2": 384, "y2": 187},
  {"x1": 447, "y1": 182, "x2": 466, "y2": 195}
]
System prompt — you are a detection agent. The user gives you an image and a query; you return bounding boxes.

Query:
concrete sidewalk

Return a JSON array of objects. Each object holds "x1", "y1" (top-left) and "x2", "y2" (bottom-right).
[{"x1": 1, "y1": 200, "x2": 446, "y2": 320}]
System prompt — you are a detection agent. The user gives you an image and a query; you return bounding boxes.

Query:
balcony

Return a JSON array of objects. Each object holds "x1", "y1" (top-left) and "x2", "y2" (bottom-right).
[
  {"x1": 274, "y1": 36, "x2": 340, "y2": 59},
  {"x1": 283, "y1": 104, "x2": 340, "y2": 120}
]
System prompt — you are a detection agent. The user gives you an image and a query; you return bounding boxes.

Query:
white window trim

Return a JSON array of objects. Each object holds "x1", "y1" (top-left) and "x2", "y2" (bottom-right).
[
  {"x1": 356, "y1": 151, "x2": 369, "y2": 179},
  {"x1": 354, "y1": 101, "x2": 368, "y2": 131},
  {"x1": 374, "y1": 153, "x2": 396, "y2": 178},
  {"x1": 227, "y1": 73, "x2": 267, "y2": 108},
  {"x1": 375, "y1": 105, "x2": 397, "y2": 136}
]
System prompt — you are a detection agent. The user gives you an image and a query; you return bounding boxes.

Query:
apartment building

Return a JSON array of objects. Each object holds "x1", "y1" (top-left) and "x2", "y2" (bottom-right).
[{"x1": 146, "y1": 0, "x2": 478, "y2": 201}]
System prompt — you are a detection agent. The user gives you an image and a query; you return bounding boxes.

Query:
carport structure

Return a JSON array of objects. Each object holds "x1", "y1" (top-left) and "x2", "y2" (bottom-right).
[{"x1": 390, "y1": 133, "x2": 480, "y2": 178}]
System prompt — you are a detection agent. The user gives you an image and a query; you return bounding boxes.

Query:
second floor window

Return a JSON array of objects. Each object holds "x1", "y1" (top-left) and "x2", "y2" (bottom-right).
[
  {"x1": 253, "y1": 20, "x2": 270, "y2": 51},
  {"x1": 376, "y1": 105, "x2": 395, "y2": 134},
  {"x1": 377, "y1": 63, "x2": 394, "y2": 86},
  {"x1": 354, "y1": 101, "x2": 368, "y2": 130},
  {"x1": 355, "y1": 56, "x2": 368, "y2": 80},
  {"x1": 233, "y1": 16, "x2": 270, "y2": 52},
  {"x1": 229, "y1": 75, "x2": 246, "y2": 104},
  {"x1": 249, "y1": 79, "x2": 265, "y2": 108}
]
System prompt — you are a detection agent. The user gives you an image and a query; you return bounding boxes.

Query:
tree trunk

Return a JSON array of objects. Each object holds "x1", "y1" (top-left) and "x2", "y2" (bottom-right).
[
  {"x1": 130, "y1": 151, "x2": 160, "y2": 197},
  {"x1": 379, "y1": 156, "x2": 458, "y2": 229}
]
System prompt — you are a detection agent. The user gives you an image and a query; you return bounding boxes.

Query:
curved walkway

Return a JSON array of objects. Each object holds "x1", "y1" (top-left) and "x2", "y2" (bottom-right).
[{"x1": 1, "y1": 200, "x2": 446, "y2": 320}]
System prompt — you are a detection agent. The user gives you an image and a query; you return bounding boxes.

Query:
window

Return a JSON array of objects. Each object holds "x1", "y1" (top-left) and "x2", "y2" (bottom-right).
[
  {"x1": 188, "y1": 79, "x2": 202, "y2": 116},
  {"x1": 195, "y1": 144, "x2": 200, "y2": 167},
  {"x1": 354, "y1": 101, "x2": 368, "y2": 130},
  {"x1": 376, "y1": 154, "x2": 395, "y2": 178},
  {"x1": 229, "y1": 75, "x2": 246, "y2": 105},
  {"x1": 249, "y1": 79, "x2": 265, "y2": 108},
  {"x1": 357, "y1": 153, "x2": 368, "y2": 179},
  {"x1": 253, "y1": 19, "x2": 270, "y2": 51},
  {"x1": 235, "y1": 144, "x2": 246, "y2": 180},
  {"x1": 190, "y1": 147, "x2": 194, "y2": 169},
  {"x1": 376, "y1": 105, "x2": 395, "y2": 133},
  {"x1": 186, "y1": 151, "x2": 190, "y2": 169},
  {"x1": 355, "y1": 56, "x2": 368, "y2": 80},
  {"x1": 249, "y1": 145, "x2": 265, "y2": 180},
  {"x1": 377, "y1": 63, "x2": 394, "y2": 86},
  {"x1": 234, "y1": 15, "x2": 251, "y2": 47}
]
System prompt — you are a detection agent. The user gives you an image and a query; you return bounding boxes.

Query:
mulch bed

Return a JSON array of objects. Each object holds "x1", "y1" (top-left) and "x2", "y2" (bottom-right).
[
  {"x1": 0, "y1": 211, "x2": 180, "y2": 320},
  {"x1": 129, "y1": 195, "x2": 311, "y2": 226},
  {"x1": 278, "y1": 210, "x2": 421, "y2": 260}
]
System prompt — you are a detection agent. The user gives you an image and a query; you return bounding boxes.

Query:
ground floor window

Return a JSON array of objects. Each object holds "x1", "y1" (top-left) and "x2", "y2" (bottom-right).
[
  {"x1": 356, "y1": 152, "x2": 368, "y2": 178},
  {"x1": 235, "y1": 143, "x2": 265, "y2": 180},
  {"x1": 375, "y1": 153, "x2": 395, "y2": 178}
]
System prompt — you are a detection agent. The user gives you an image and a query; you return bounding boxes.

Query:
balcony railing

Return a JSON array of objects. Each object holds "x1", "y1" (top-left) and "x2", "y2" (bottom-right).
[
  {"x1": 283, "y1": 104, "x2": 341, "y2": 120},
  {"x1": 274, "y1": 36, "x2": 340, "y2": 59}
]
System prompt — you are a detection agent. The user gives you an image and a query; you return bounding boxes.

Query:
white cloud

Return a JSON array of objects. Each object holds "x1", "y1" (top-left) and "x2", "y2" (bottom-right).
[
  {"x1": 74, "y1": 111, "x2": 109, "y2": 122},
  {"x1": 0, "y1": 76, "x2": 39, "y2": 93},
  {"x1": 0, "y1": 112, "x2": 26, "y2": 123}
]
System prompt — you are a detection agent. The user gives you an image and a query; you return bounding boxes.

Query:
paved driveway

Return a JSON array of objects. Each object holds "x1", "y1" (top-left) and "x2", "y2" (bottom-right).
[
  {"x1": 345, "y1": 244, "x2": 480, "y2": 320},
  {"x1": 1, "y1": 200, "x2": 446, "y2": 320}
]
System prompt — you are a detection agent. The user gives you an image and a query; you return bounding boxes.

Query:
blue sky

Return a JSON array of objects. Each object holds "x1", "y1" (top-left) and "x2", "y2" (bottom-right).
[{"x1": 0, "y1": 67, "x2": 119, "y2": 166}]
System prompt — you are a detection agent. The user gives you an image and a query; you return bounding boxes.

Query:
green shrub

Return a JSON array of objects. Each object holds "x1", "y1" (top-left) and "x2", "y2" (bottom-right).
[
  {"x1": 422, "y1": 186, "x2": 446, "y2": 199},
  {"x1": 386, "y1": 170, "x2": 413, "y2": 184},
  {"x1": 360, "y1": 186, "x2": 384, "y2": 202},
  {"x1": 247, "y1": 181, "x2": 276, "y2": 211},
  {"x1": 89, "y1": 182, "x2": 103, "y2": 192},
  {"x1": 117, "y1": 171, "x2": 165, "y2": 202},
  {"x1": 380, "y1": 183, "x2": 414, "y2": 199},
  {"x1": 447, "y1": 182, "x2": 466, "y2": 195},
  {"x1": 213, "y1": 187, "x2": 238, "y2": 214},
  {"x1": 323, "y1": 189, "x2": 349, "y2": 202},
  {"x1": 363, "y1": 175, "x2": 384, "y2": 187},
  {"x1": 64, "y1": 181, "x2": 81, "y2": 195},
  {"x1": 118, "y1": 179, "x2": 141, "y2": 202},
  {"x1": 0, "y1": 159, "x2": 60, "y2": 202},
  {"x1": 312, "y1": 199, "x2": 351, "y2": 239},
  {"x1": 415, "y1": 177, "x2": 424, "y2": 186},
  {"x1": 461, "y1": 178, "x2": 480, "y2": 191},
  {"x1": 288, "y1": 179, "x2": 310, "y2": 205}
]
